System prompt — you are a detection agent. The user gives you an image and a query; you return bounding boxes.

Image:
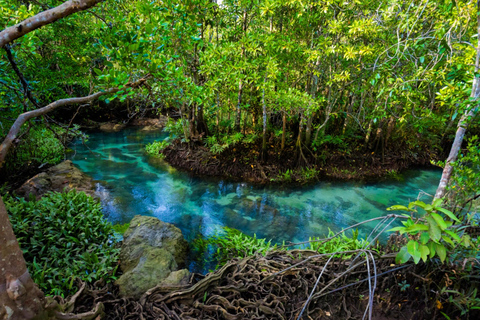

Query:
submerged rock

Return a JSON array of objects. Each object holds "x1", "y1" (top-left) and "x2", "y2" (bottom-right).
[
  {"x1": 15, "y1": 160, "x2": 95, "y2": 199},
  {"x1": 116, "y1": 215, "x2": 190, "y2": 299}
]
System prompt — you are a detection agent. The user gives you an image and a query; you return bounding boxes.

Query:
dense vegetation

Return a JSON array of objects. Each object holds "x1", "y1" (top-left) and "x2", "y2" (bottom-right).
[
  {"x1": 2, "y1": 0, "x2": 480, "y2": 182},
  {"x1": 3, "y1": 190, "x2": 119, "y2": 297},
  {"x1": 0, "y1": 0, "x2": 479, "y2": 319}
]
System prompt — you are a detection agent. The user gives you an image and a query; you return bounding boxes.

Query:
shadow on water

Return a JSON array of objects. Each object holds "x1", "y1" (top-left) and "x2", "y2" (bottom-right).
[{"x1": 70, "y1": 128, "x2": 442, "y2": 272}]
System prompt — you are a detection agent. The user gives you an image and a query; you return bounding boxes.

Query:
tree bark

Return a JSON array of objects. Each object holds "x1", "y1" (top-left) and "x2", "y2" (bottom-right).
[
  {"x1": 235, "y1": 81, "x2": 243, "y2": 132},
  {"x1": 434, "y1": 1, "x2": 480, "y2": 200},
  {"x1": 261, "y1": 76, "x2": 267, "y2": 162},
  {"x1": 0, "y1": 198, "x2": 47, "y2": 320},
  {"x1": 0, "y1": 0, "x2": 104, "y2": 48}
]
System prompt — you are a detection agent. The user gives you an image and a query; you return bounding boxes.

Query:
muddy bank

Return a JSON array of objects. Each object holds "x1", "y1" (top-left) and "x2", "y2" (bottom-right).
[{"x1": 161, "y1": 138, "x2": 440, "y2": 184}]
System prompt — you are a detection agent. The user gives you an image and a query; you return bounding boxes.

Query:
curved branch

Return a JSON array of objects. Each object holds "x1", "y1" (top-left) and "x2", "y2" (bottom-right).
[
  {"x1": 0, "y1": 0, "x2": 104, "y2": 48},
  {"x1": 0, "y1": 75, "x2": 150, "y2": 168}
]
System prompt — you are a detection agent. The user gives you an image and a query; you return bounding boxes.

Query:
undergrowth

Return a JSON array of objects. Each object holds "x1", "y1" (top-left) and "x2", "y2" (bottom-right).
[
  {"x1": 4, "y1": 190, "x2": 119, "y2": 297},
  {"x1": 192, "y1": 226, "x2": 371, "y2": 270}
]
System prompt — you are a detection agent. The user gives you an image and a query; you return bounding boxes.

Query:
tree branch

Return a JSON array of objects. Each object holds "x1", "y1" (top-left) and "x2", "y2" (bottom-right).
[
  {"x1": 0, "y1": 75, "x2": 151, "y2": 168},
  {"x1": 4, "y1": 44, "x2": 40, "y2": 110},
  {"x1": 0, "y1": 0, "x2": 104, "y2": 48}
]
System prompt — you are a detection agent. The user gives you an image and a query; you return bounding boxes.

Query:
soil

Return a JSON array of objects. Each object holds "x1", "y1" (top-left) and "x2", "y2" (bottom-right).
[{"x1": 162, "y1": 137, "x2": 441, "y2": 185}]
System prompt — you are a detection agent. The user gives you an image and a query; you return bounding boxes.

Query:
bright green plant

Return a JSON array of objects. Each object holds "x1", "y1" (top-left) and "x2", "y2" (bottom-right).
[
  {"x1": 388, "y1": 199, "x2": 472, "y2": 264},
  {"x1": 281, "y1": 169, "x2": 293, "y2": 182},
  {"x1": 300, "y1": 167, "x2": 319, "y2": 181},
  {"x1": 192, "y1": 227, "x2": 280, "y2": 268},
  {"x1": 4, "y1": 190, "x2": 119, "y2": 297},
  {"x1": 308, "y1": 229, "x2": 370, "y2": 258},
  {"x1": 145, "y1": 140, "x2": 170, "y2": 158}
]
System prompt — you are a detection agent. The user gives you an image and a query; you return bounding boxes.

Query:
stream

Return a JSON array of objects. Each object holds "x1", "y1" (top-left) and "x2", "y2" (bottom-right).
[{"x1": 70, "y1": 128, "x2": 441, "y2": 269}]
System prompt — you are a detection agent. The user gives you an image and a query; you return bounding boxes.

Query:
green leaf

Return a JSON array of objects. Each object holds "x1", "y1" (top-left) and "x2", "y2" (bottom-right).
[
  {"x1": 435, "y1": 243, "x2": 447, "y2": 262},
  {"x1": 442, "y1": 236, "x2": 455, "y2": 247},
  {"x1": 388, "y1": 226, "x2": 405, "y2": 233},
  {"x1": 431, "y1": 213, "x2": 447, "y2": 230},
  {"x1": 405, "y1": 224, "x2": 429, "y2": 233},
  {"x1": 407, "y1": 240, "x2": 421, "y2": 264},
  {"x1": 436, "y1": 207, "x2": 460, "y2": 222},
  {"x1": 419, "y1": 244, "x2": 430, "y2": 263},
  {"x1": 426, "y1": 216, "x2": 442, "y2": 242},
  {"x1": 427, "y1": 241, "x2": 436, "y2": 258},
  {"x1": 410, "y1": 200, "x2": 427, "y2": 209},
  {"x1": 432, "y1": 198, "x2": 443, "y2": 208},
  {"x1": 420, "y1": 232, "x2": 430, "y2": 245},
  {"x1": 396, "y1": 246, "x2": 411, "y2": 264},
  {"x1": 444, "y1": 230, "x2": 460, "y2": 242}
]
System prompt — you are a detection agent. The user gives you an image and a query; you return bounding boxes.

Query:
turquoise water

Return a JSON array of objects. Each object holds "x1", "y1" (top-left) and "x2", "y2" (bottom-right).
[{"x1": 70, "y1": 128, "x2": 441, "y2": 247}]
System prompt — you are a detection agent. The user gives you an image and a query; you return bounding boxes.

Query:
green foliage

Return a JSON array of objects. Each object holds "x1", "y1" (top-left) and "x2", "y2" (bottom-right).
[
  {"x1": 192, "y1": 227, "x2": 280, "y2": 268},
  {"x1": 4, "y1": 190, "x2": 119, "y2": 297},
  {"x1": 4, "y1": 126, "x2": 63, "y2": 170},
  {"x1": 300, "y1": 167, "x2": 319, "y2": 181},
  {"x1": 388, "y1": 200, "x2": 473, "y2": 264},
  {"x1": 398, "y1": 280, "x2": 410, "y2": 292},
  {"x1": 2, "y1": 124, "x2": 85, "y2": 176},
  {"x1": 112, "y1": 222, "x2": 130, "y2": 235},
  {"x1": 164, "y1": 119, "x2": 184, "y2": 137},
  {"x1": 308, "y1": 229, "x2": 370, "y2": 258},
  {"x1": 280, "y1": 169, "x2": 293, "y2": 182},
  {"x1": 447, "y1": 136, "x2": 480, "y2": 221},
  {"x1": 145, "y1": 140, "x2": 170, "y2": 158}
]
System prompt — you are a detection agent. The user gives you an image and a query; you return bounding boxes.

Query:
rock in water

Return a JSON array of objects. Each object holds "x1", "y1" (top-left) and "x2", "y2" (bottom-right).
[
  {"x1": 116, "y1": 215, "x2": 190, "y2": 299},
  {"x1": 15, "y1": 160, "x2": 95, "y2": 199}
]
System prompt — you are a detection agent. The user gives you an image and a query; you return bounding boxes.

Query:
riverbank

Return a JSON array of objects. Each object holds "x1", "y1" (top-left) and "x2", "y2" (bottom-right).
[{"x1": 161, "y1": 137, "x2": 441, "y2": 185}]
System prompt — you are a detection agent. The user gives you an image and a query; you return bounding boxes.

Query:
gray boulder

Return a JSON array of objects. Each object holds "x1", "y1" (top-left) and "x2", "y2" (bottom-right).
[
  {"x1": 115, "y1": 215, "x2": 190, "y2": 299},
  {"x1": 15, "y1": 160, "x2": 95, "y2": 200}
]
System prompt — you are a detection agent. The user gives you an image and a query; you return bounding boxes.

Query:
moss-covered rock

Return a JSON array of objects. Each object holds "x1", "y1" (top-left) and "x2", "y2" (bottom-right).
[
  {"x1": 116, "y1": 215, "x2": 189, "y2": 299},
  {"x1": 15, "y1": 160, "x2": 95, "y2": 200}
]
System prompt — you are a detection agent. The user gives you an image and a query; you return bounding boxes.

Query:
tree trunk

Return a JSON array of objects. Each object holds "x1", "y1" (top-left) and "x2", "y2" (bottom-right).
[
  {"x1": 281, "y1": 110, "x2": 286, "y2": 151},
  {"x1": 434, "y1": 1, "x2": 480, "y2": 200},
  {"x1": 0, "y1": 198, "x2": 47, "y2": 320},
  {"x1": 235, "y1": 81, "x2": 243, "y2": 132},
  {"x1": 261, "y1": 76, "x2": 267, "y2": 161}
]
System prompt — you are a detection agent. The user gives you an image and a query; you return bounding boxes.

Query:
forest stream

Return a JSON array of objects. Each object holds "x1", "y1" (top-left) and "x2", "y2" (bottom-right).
[{"x1": 69, "y1": 128, "x2": 441, "y2": 271}]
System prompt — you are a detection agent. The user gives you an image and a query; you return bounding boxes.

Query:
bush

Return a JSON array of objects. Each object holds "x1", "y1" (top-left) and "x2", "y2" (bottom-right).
[
  {"x1": 308, "y1": 229, "x2": 370, "y2": 258},
  {"x1": 192, "y1": 227, "x2": 280, "y2": 269},
  {"x1": 145, "y1": 140, "x2": 170, "y2": 158},
  {"x1": 4, "y1": 190, "x2": 119, "y2": 297},
  {"x1": 2, "y1": 124, "x2": 86, "y2": 176}
]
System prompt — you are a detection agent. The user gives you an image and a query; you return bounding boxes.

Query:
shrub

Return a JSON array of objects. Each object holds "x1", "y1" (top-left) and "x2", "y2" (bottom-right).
[
  {"x1": 308, "y1": 229, "x2": 370, "y2": 258},
  {"x1": 4, "y1": 190, "x2": 119, "y2": 297},
  {"x1": 192, "y1": 227, "x2": 280, "y2": 269},
  {"x1": 145, "y1": 140, "x2": 170, "y2": 158},
  {"x1": 2, "y1": 124, "x2": 86, "y2": 176}
]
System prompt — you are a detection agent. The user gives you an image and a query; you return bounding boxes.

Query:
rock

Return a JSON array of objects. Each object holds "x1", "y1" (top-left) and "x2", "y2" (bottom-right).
[
  {"x1": 160, "y1": 269, "x2": 191, "y2": 286},
  {"x1": 99, "y1": 122, "x2": 126, "y2": 131},
  {"x1": 129, "y1": 116, "x2": 167, "y2": 128},
  {"x1": 15, "y1": 160, "x2": 95, "y2": 200},
  {"x1": 116, "y1": 215, "x2": 189, "y2": 299}
]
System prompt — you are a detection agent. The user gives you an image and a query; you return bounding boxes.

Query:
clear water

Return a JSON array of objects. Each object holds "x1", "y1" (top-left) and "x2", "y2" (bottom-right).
[{"x1": 70, "y1": 128, "x2": 441, "y2": 251}]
